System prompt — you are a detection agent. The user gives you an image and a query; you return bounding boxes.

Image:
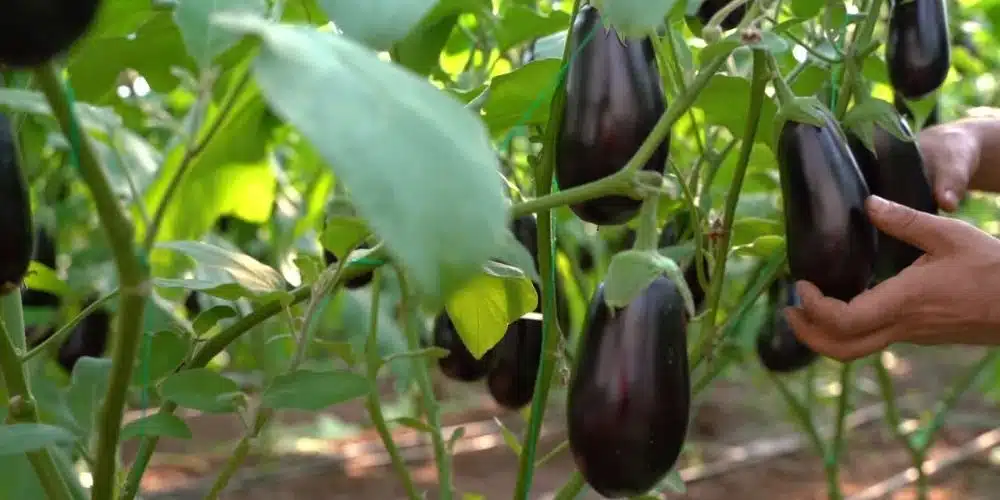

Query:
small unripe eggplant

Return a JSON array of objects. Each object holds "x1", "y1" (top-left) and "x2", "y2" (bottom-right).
[
  {"x1": 567, "y1": 277, "x2": 690, "y2": 497},
  {"x1": 776, "y1": 112, "x2": 876, "y2": 302},
  {"x1": 57, "y1": 304, "x2": 110, "y2": 374},
  {"x1": 886, "y1": 0, "x2": 951, "y2": 99},
  {"x1": 756, "y1": 278, "x2": 817, "y2": 373},
  {"x1": 555, "y1": 5, "x2": 670, "y2": 226},
  {"x1": 323, "y1": 247, "x2": 374, "y2": 289},
  {"x1": 432, "y1": 313, "x2": 496, "y2": 382},
  {"x1": 0, "y1": 0, "x2": 103, "y2": 68},
  {"x1": 846, "y1": 116, "x2": 937, "y2": 281},
  {"x1": 696, "y1": 0, "x2": 747, "y2": 30},
  {"x1": 22, "y1": 227, "x2": 60, "y2": 309},
  {"x1": 0, "y1": 113, "x2": 32, "y2": 296}
]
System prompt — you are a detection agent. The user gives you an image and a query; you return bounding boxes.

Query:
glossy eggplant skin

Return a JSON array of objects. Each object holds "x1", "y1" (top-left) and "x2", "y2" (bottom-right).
[
  {"x1": 555, "y1": 5, "x2": 669, "y2": 226},
  {"x1": 487, "y1": 215, "x2": 571, "y2": 409},
  {"x1": 567, "y1": 277, "x2": 690, "y2": 498},
  {"x1": 57, "y1": 304, "x2": 110, "y2": 374},
  {"x1": 893, "y1": 94, "x2": 940, "y2": 128},
  {"x1": 846, "y1": 117, "x2": 937, "y2": 281},
  {"x1": 658, "y1": 208, "x2": 709, "y2": 310},
  {"x1": 756, "y1": 279, "x2": 817, "y2": 373},
  {"x1": 323, "y1": 247, "x2": 374, "y2": 289},
  {"x1": 776, "y1": 113, "x2": 877, "y2": 302},
  {"x1": 0, "y1": 0, "x2": 102, "y2": 68},
  {"x1": 21, "y1": 227, "x2": 60, "y2": 309},
  {"x1": 0, "y1": 113, "x2": 32, "y2": 296},
  {"x1": 886, "y1": 0, "x2": 951, "y2": 99},
  {"x1": 433, "y1": 313, "x2": 496, "y2": 382},
  {"x1": 696, "y1": 0, "x2": 747, "y2": 30}
]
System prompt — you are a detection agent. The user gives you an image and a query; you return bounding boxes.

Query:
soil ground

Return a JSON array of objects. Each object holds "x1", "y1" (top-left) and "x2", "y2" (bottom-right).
[{"x1": 126, "y1": 345, "x2": 1000, "y2": 500}]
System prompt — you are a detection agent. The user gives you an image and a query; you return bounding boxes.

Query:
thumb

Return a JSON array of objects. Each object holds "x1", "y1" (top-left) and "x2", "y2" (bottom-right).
[{"x1": 865, "y1": 195, "x2": 963, "y2": 254}]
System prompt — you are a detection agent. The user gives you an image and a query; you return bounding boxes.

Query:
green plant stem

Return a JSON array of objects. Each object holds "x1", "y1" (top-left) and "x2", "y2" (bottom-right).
[
  {"x1": 689, "y1": 49, "x2": 768, "y2": 369},
  {"x1": 0, "y1": 295, "x2": 74, "y2": 500},
  {"x1": 634, "y1": 195, "x2": 660, "y2": 251},
  {"x1": 397, "y1": 271, "x2": 452, "y2": 500},
  {"x1": 767, "y1": 370, "x2": 828, "y2": 471},
  {"x1": 827, "y1": 362, "x2": 853, "y2": 500},
  {"x1": 553, "y1": 473, "x2": 585, "y2": 500},
  {"x1": 874, "y1": 357, "x2": 926, "y2": 498},
  {"x1": 918, "y1": 349, "x2": 1000, "y2": 453},
  {"x1": 765, "y1": 55, "x2": 797, "y2": 106},
  {"x1": 512, "y1": 0, "x2": 584, "y2": 495},
  {"x1": 21, "y1": 289, "x2": 119, "y2": 362},
  {"x1": 120, "y1": 257, "x2": 385, "y2": 500},
  {"x1": 34, "y1": 63, "x2": 150, "y2": 500},
  {"x1": 364, "y1": 272, "x2": 420, "y2": 500},
  {"x1": 508, "y1": 171, "x2": 636, "y2": 219},
  {"x1": 143, "y1": 70, "x2": 251, "y2": 251},
  {"x1": 203, "y1": 409, "x2": 272, "y2": 499},
  {"x1": 833, "y1": 0, "x2": 884, "y2": 118},
  {"x1": 0, "y1": 291, "x2": 26, "y2": 350}
]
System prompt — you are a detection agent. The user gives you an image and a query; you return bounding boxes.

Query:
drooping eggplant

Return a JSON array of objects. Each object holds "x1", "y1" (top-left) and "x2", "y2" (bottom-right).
[
  {"x1": 185, "y1": 291, "x2": 203, "y2": 318},
  {"x1": 21, "y1": 227, "x2": 60, "y2": 309},
  {"x1": 657, "y1": 208, "x2": 709, "y2": 310},
  {"x1": 487, "y1": 215, "x2": 571, "y2": 409},
  {"x1": 846, "y1": 115, "x2": 937, "y2": 281},
  {"x1": 695, "y1": 0, "x2": 747, "y2": 30},
  {"x1": 567, "y1": 277, "x2": 690, "y2": 497},
  {"x1": 886, "y1": 0, "x2": 951, "y2": 99},
  {"x1": 756, "y1": 278, "x2": 817, "y2": 373},
  {"x1": 0, "y1": 0, "x2": 103, "y2": 68},
  {"x1": 432, "y1": 312, "x2": 496, "y2": 382},
  {"x1": 893, "y1": 94, "x2": 940, "y2": 129},
  {"x1": 0, "y1": 113, "x2": 32, "y2": 296},
  {"x1": 57, "y1": 303, "x2": 111, "y2": 374},
  {"x1": 776, "y1": 111, "x2": 877, "y2": 302},
  {"x1": 555, "y1": 5, "x2": 670, "y2": 226}
]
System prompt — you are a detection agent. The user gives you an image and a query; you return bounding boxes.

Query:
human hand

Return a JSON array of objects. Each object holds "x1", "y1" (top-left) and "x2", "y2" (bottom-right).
[
  {"x1": 784, "y1": 195, "x2": 1000, "y2": 361},
  {"x1": 917, "y1": 122, "x2": 982, "y2": 212}
]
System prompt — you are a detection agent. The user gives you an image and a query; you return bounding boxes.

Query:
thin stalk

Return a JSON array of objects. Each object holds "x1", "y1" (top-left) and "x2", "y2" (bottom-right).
[
  {"x1": 0, "y1": 295, "x2": 74, "y2": 500},
  {"x1": 833, "y1": 0, "x2": 885, "y2": 118},
  {"x1": 21, "y1": 289, "x2": 119, "y2": 362},
  {"x1": 203, "y1": 410, "x2": 272, "y2": 499},
  {"x1": 917, "y1": 349, "x2": 1000, "y2": 453},
  {"x1": 767, "y1": 369, "x2": 828, "y2": 470},
  {"x1": 509, "y1": 171, "x2": 636, "y2": 219},
  {"x1": 766, "y1": 55, "x2": 797, "y2": 106},
  {"x1": 143, "y1": 70, "x2": 251, "y2": 250},
  {"x1": 689, "y1": 49, "x2": 769, "y2": 368},
  {"x1": 397, "y1": 271, "x2": 452, "y2": 499},
  {"x1": 34, "y1": 63, "x2": 149, "y2": 500},
  {"x1": 552, "y1": 472, "x2": 586, "y2": 500},
  {"x1": 364, "y1": 272, "x2": 420, "y2": 500},
  {"x1": 874, "y1": 357, "x2": 926, "y2": 498},
  {"x1": 827, "y1": 363, "x2": 854, "y2": 500},
  {"x1": 634, "y1": 195, "x2": 660, "y2": 251}
]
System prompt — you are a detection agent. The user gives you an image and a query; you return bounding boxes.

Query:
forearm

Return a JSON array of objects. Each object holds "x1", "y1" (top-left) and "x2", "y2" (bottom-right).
[{"x1": 963, "y1": 117, "x2": 1000, "y2": 193}]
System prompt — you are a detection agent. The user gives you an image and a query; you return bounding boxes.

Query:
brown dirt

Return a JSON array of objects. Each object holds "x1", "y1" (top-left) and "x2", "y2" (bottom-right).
[{"x1": 127, "y1": 345, "x2": 1000, "y2": 500}]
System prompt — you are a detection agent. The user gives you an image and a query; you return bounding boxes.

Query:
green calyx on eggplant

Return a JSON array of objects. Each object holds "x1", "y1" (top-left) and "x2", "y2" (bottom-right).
[
  {"x1": 846, "y1": 115, "x2": 937, "y2": 281},
  {"x1": 893, "y1": 94, "x2": 940, "y2": 129},
  {"x1": 0, "y1": 0, "x2": 103, "y2": 68},
  {"x1": 886, "y1": 0, "x2": 951, "y2": 100},
  {"x1": 695, "y1": 0, "x2": 747, "y2": 30},
  {"x1": 776, "y1": 110, "x2": 877, "y2": 302},
  {"x1": 432, "y1": 312, "x2": 496, "y2": 382},
  {"x1": 657, "y1": 208, "x2": 709, "y2": 310},
  {"x1": 0, "y1": 113, "x2": 32, "y2": 296},
  {"x1": 322, "y1": 246, "x2": 374, "y2": 289},
  {"x1": 487, "y1": 214, "x2": 570, "y2": 410},
  {"x1": 555, "y1": 5, "x2": 670, "y2": 226},
  {"x1": 567, "y1": 277, "x2": 690, "y2": 497},
  {"x1": 755, "y1": 278, "x2": 817, "y2": 373},
  {"x1": 22, "y1": 227, "x2": 60, "y2": 309}
]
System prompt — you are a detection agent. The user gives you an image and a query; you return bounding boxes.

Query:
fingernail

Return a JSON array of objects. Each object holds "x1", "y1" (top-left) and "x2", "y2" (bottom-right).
[
  {"x1": 867, "y1": 195, "x2": 889, "y2": 213},
  {"x1": 943, "y1": 190, "x2": 959, "y2": 209}
]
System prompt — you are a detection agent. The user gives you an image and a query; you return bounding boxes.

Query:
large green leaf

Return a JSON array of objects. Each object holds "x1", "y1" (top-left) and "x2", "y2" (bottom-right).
[
  {"x1": 173, "y1": 0, "x2": 268, "y2": 66},
  {"x1": 217, "y1": 14, "x2": 509, "y2": 304},
  {"x1": 317, "y1": 0, "x2": 439, "y2": 50}
]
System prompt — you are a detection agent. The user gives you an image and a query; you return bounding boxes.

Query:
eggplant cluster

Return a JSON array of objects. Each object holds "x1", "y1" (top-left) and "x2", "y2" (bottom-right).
[
  {"x1": 554, "y1": 4, "x2": 670, "y2": 226},
  {"x1": 431, "y1": 215, "x2": 570, "y2": 410}
]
